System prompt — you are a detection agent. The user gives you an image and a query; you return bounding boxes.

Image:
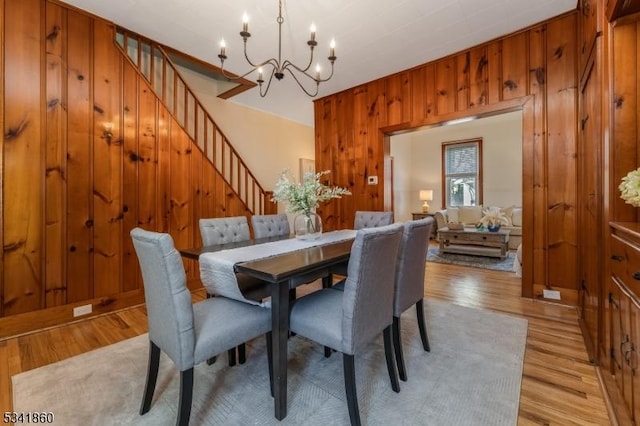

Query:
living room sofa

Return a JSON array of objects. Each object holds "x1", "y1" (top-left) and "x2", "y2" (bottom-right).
[{"x1": 433, "y1": 205, "x2": 522, "y2": 250}]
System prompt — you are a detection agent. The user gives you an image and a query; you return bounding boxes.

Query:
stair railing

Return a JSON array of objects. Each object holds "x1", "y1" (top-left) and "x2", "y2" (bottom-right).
[{"x1": 114, "y1": 27, "x2": 271, "y2": 215}]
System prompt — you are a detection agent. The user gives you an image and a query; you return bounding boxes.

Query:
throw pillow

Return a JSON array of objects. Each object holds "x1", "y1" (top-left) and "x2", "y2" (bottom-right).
[
  {"x1": 500, "y1": 206, "x2": 515, "y2": 226},
  {"x1": 447, "y1": 207, "x2": 459, "y2": 223},
  {"x1": 458, "y1": 205, "x2": 483, "y2": 225},
  {"x1": 512, "y1": 208, "x2": 522, "y2": 227}
]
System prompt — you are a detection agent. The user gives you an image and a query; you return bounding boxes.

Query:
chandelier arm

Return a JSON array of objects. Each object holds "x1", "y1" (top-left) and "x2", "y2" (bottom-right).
[
  {"x1": 281, "y1": 45, "x2": 315, "y2": 74},
  {"x1": 316, "y1": 62, "x2": 335, "y2": 83},
  {"x1": 243, "y1": 39, "x2": 281, "y2": 70},
  {"x1": 284, "y1": 60, "x2": 335, "y2": 83},
  {"x1": 219, "y1": 58, "x2": 280, "y2": 81},
  {"x1": 259, "y1": 67, "x2": 278, "y2": 97},
  {"x1": 284, "y1": 67, "x2": 320, "y2": 97},
  {"x1": 219, "y1": 66, "x2": 258, "y2": 81}
]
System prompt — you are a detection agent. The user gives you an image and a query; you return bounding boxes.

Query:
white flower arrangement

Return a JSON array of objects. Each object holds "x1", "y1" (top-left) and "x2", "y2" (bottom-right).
[
  {"x1": 619, "y1": 168, "x2": 640, "y2": 207},
  {"x1": 271, "y1": 169, "x2": 351, "y2": 215},
  {"x1": 478, "y1": 206, "x2": 509, "y2": 228}
]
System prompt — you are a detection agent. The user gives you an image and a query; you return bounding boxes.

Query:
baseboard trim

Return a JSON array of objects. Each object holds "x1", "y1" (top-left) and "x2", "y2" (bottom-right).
[{"x1": 0, "y1": 290, "x2": 145, "y2": 341}]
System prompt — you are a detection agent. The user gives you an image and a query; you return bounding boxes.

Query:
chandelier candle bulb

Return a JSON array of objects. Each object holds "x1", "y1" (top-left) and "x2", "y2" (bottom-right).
[
  {"x1": 242, "y1": 13, "x2": 249, "y2": 33},
  {"x1": 219, "y1": 39, "x2": 226, "y2": 58},
  {"x1": 310, "y1": 23, "x2": 316, "y2": 41},
  {"x1": 330, "y1": 39, "x2": 336, "y2": 58}
]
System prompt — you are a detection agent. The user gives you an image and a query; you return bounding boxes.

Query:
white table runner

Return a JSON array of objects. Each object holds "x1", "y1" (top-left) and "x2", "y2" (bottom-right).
[{"x1": 199, "y1": 230, "x2": 357, "y2": 305}]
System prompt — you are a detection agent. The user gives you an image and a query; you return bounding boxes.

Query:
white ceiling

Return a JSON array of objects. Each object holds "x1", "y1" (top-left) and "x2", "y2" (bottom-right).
[{"x1": 60, "y1": 0, "x2": 577, "y2": 127}]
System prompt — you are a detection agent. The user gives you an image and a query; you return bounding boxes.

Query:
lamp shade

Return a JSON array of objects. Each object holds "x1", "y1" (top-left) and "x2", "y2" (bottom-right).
[{"x1": 419, "y1": 190, "x2": 433, "y2": 201}]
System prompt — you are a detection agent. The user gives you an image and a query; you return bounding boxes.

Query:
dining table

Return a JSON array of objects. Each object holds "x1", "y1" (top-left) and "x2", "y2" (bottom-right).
[{"x1": 178, "y1": 230, "x2": 357, "y2": 420}]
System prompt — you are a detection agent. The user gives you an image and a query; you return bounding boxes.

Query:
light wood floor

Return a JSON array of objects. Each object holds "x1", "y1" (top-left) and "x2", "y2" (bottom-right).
[{"x1": 0, "y1": 262, "x2": 612, "y2": 425}]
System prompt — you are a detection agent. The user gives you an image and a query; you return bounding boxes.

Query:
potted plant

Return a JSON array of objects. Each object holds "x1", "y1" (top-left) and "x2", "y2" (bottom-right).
[
  {"x1": 272, "y1": 169, "x2": 351, "y2": 240},
  {"x1": 478, "y1": 207, "x2": 509, "y2": 232}
]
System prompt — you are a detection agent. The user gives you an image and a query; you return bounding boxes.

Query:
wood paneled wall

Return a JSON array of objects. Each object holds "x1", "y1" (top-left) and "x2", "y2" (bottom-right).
[
  {"x1": 314, "y1": 13, "x2": 579, "y2": 303},
  {"x1": 0, "y1": 0, "x2": 266, "y2": 336},
  {"x1": 610, "y1": 19, "x2": 640, "y2": 224}
]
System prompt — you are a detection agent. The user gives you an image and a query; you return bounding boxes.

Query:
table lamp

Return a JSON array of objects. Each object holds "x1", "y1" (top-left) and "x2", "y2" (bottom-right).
[{"x1": 419, "y1": 190, "x2": 433, "y2": 213}]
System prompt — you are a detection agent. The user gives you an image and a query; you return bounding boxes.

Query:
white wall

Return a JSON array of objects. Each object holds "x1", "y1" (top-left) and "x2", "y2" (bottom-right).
[
  {"x1": 391, "y1": 133, "x2": 414, "y2": 222},
  {"x1": 391, "y1": 111, "x2": 523, "y2": 222},
  {"x1": 176, "y1": 66, "x2": 315, "y2": 215}
]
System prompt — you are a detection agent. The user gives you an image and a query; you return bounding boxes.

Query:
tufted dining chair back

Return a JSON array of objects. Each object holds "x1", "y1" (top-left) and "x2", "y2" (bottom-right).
[
  {"x1": 354, "y1": 211, "x2": 394, "y2": 230},
  {"x1": 199, "y1": 216, "x2": 270, "y2": 305},
  {"x1": 251, "y1": 214, "x2": 291, "y2": 239},
  {"x1": 199, "y1": 216, "x2": 250, "y2": 246}
]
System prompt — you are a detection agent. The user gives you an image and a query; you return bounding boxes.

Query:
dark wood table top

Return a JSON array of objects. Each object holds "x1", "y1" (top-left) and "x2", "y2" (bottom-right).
[
  {"x1": 234, "y1": 239, "x2": 354, "y2": 283},
  {"x1": 178, "y1": 234, "x2": 291, "y2": 260}
]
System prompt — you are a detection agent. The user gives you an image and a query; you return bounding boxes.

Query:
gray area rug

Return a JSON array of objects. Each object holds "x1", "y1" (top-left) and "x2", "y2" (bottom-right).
[
  {"x1": 427, "y1": 247, "x2": 517, "y2": 272},
  {"x1": 13, "y1": 299, "x2": 527, "y2": 425}
]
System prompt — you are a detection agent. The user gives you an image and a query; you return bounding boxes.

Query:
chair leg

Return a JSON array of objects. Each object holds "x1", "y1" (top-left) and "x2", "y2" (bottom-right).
[
  {"x1": 392, "y1": 316, "x2": 407, "y2": 382},
  {"x1": 238, "y1": 344, "x2": 246, "y2": 364},
  {"x1": 383, "y1": 325, "x2": 400, "y2": 393},
  {"x1": 228, "y1": 348, "x2": 236, "y2": 366},
  {"x1": 140, "y1": 341, "x2": 161, "y2": 415},
  {"x1": 416, "y1": 299, "x2": 431, "y2": 352},
  {"x1": 266, "y1": 332, "x2": 274, "y2": 398},
  {"x1": 177, "y1": 368, "x2": 194, "y2": 426},
  {"x1": 343, "y1": 354, "x2": 361, "y2": 426}
]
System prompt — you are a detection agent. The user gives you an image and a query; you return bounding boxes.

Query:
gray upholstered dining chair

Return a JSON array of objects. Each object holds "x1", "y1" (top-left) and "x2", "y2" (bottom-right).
[
  {"x1": 199, "y1": 215, "x2": 250, "y2": 245},
  {"x1": 199, "y1": 216, "x2": 272, "y2": 366},
  {"x1": 130, "y1": 228, "x2": 273, "y2": 426},
  {"x1": 289, "y1": 224, "x2": 404, "y2": 426},
  {"x1": 251, "y1": 213, "x2": 291, "y2": 238},
  {"x1": 354, "y1": 210, "x2": 394, "y2": 229},
  {"x1": 392, "y1": 217, "x2": 434, "y2": 382},
  {"x1": 329, "y1": 211, "x2": 395, "y2": 279},
  {"x1": 199, "y1": 216, "x2": 270, "y2": 303}
]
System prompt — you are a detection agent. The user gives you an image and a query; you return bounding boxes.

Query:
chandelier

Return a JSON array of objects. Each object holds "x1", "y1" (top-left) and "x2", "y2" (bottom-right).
[{"x1": 217, "y1": 0, "x2": 337, "y2": 97}]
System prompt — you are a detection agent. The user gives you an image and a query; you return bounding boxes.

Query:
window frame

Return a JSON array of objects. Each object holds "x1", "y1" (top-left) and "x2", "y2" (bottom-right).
[{"x1": 441, "y1": 138, "x2": 483, "y2": 208}]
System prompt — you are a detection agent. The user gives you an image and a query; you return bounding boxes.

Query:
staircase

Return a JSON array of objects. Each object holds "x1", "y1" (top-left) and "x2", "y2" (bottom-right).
[{"x1": 114, "y1": 27, "x2": 270, "y2": 215}]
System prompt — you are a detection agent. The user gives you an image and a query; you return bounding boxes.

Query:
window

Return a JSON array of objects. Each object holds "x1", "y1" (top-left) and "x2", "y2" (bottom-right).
[{"x1": 442, "y1": 139, "x2": 483, "y2": 207}]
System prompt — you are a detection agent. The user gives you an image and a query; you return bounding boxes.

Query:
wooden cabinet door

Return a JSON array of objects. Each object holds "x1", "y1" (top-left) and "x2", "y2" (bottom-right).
[
  {"x1": 610, "y1": 279, "x2": 626, "y2": 396},
  {"x1": 610, "y1": 277, "x2": 635, "y2": 412},
  {"x1": 630, "y1": 295, "x2": 640, "y2": 422},
  {"x1": 618, "y1": 282, "x2": 635, "y2": 411},
  {"x1": 609, "y1": 225, "x2": 640, "y2": 423}
]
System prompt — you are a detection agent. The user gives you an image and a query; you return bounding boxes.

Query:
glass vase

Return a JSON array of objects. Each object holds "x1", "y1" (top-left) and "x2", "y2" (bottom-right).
[{"x1": 294, "y1": 212, "x2": 323, "y2": 240}]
